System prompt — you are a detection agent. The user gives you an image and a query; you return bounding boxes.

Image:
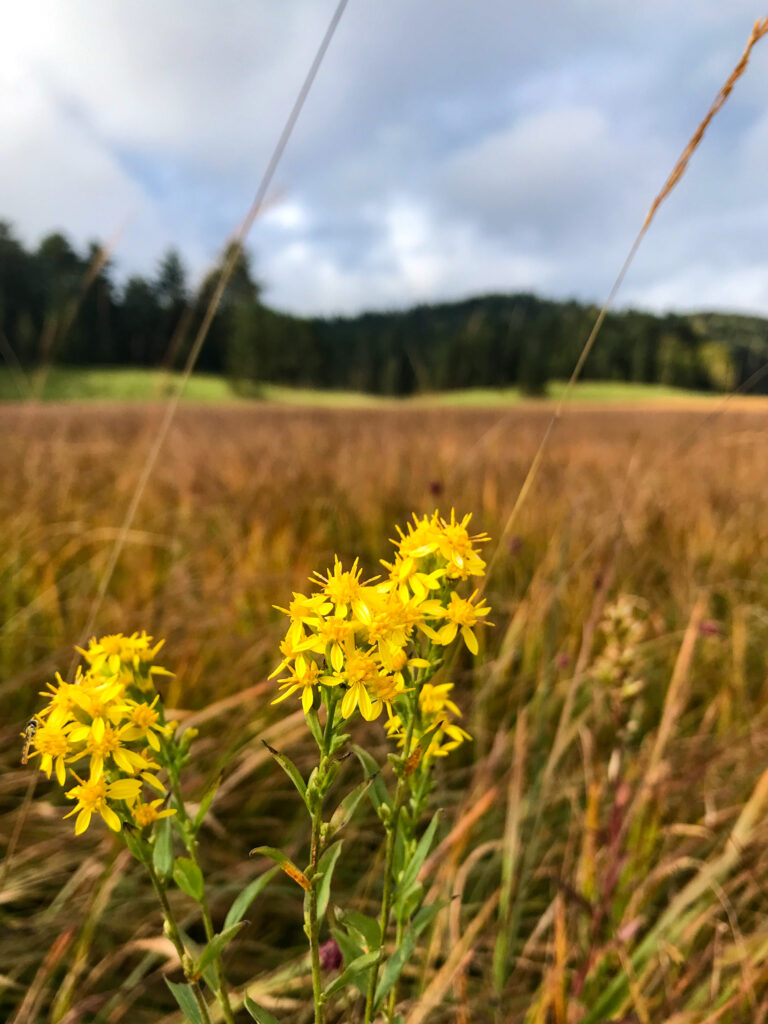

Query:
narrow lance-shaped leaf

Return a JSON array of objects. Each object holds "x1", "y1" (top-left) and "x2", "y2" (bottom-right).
[
  {"x1": 261, "y1": 740, "x2": 307, "y2": 806},
  {"x1": 153, "y1": 815, "x2": 174, "y2": 880},
  {"x1": 244, "y1": 995, "x2": 283, "y2": 1024},
  {"x1": 374, "y1": 926, "x2": 416, "y2": 1008},
  {"x1": 195, "y1": 922, "x2": 245, "y2": 977},
  {"x1": 316, "y1": 840, "x2": 343, "y2": 919},
  {"x1": 329, "y1": 776, "x2": 374, "y2": 837},
  {"x1": 250, "y1": 846, "x2": 310, "y2": 891},
  {"x1": 165, "y1": 979, "x2": 205, "y2": 1024},
  {"x1": 352, "y1": 745, "x2": 390, "y2": 811},
  {"x1": 224, "y1": 866, "x2": 279, "y2": 930},
  {"x1": 173, "y1": 857, "x2": 205, "y2": 902},
  {"x1": 398, "y1": 809, "x2": 442, "y2": 896}
]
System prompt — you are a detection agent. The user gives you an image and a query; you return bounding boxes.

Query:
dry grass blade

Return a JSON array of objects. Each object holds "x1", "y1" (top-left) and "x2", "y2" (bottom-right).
[{"x1": 405, "y1": 890, "x2": 500, "y2": 1024}]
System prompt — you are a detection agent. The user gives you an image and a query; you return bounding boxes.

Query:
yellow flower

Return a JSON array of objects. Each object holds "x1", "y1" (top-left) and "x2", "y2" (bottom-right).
[
  {"x1": 67, "y1": 718, "x2": 158, "y2": 779},
  {"x1": 132, "y1": 799, "x2": 176, "y2": 828},
  {"x1": 426, "y1": 721, "x2": 472, "y2": 758},
  {"x1": 273, "y1": 660, "x2": 323, "y2": 715},
  {"x1": 37, "y1": 670, "x2": 87, "y2": 721},
  {"x1": 433, "y1": 509, "x2": 489, "y2": 580},
  {"x1": 274, "y1": 592, "x2": 332, "y2": 627},
  {"x1": 316, "y1": 614, "x2": 357, "y2": 672},
  {"x1": 269, "y1": 621, "x2": 324, "y2": 680},
  {"x1": 313, "y1": 557, "x2": 377, "y2": 620},
  {"x1": 333, "y1": 646, "x2": 390, "y2": 721},
  {"x1": 78, "y1": 632, "x2": 171, "y2": 692},
  {"x1": 424, "y1": 590, "x2": 492, "y2": 655},
  {"x1": 419, "y1": 682, "x2": 461, "y2": 718},
  {"x1": 64, "y1": 771, "x2": 142, "y2": 835},
  {"x1": 29, "y1": 714, "x2": 72, "y2": 785},
  {"x1": 392, "y1": 514, "x2": 441, "y2": 561},
  {"x1": 121, "y1": 695, "x2": 165, "y2": 751},
  {"x1": 379, "y1": 552, "x2": 445, "y2": 604}
]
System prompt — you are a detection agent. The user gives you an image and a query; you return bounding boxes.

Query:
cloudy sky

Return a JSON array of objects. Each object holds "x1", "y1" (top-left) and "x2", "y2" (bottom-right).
[{"x1": 2, "y1": 1, "x2": 768, "y2": 317}]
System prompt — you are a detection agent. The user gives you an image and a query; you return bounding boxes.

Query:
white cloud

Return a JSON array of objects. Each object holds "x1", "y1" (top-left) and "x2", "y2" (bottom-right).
[{"x1": 1, "y1": 1, "x2": 767, "y2": 316}]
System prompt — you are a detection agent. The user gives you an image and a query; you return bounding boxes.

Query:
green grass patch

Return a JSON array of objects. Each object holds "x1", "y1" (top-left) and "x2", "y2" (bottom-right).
[{"x1": 0, "y1": 366, "x2": 720, "y2": 406}]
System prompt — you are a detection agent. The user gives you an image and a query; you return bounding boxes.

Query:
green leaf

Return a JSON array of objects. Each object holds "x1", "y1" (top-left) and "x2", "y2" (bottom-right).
[
  {"x1": 340, "y1": 909, "x2": 381, "y2": 952},
  {"x1": 316, "y1": 840, "x2": 343, "y2": 919},
  {"x1": 173, "y1": 857, "x2": 205, "y2": 902},
  {"x1": 249, "y1": 846, "x2": 310, "y2": 890},
  {"x1": 329, "y1": 777, "x2": 374, "y2": 836},
  {"x1": 351, "y1": 745, "x2": 389, "y2": 811},
  {"x1": 261, "y1": 741, "x2": 307, "y2": 806},
  {"x1": 412, "y1": 899, "x2": 446, "y2": 937},
  {"x1": 374, "y1": 926, "x2": 416, "y2": 1007},
  {"x1": 331, "y1": 926, "x2": 364, "y2": 968},
  {"x1": 193, "y1": 777, "x2": 221, "y2": 831},
  {"x1": 153, "y1": 815, "x2": 174, "y2": 880},
  {"x1": 224, "y1": 866, "x2": 279, "y2": 930},
  {"x1": 195, "y1": 922, "x2": 245, "y2": 976},
  {"x1": 165, "y1": 979, "x2": 205, "y2": 1024},
  {"x1": 323, "y1": 949, "x2": 379, "y2": 998},
  {"x1": 244, "y1": 995, "x2": 283, "y2": 1024},
  {"x1": 398, "y1": 810, "x2": 441, "y2": 896},
  {"x1": 177, "y1": 928, "x2": 217, "y2": 992},
  {"x1": 305, "y1": 709, "x2": 323, "y2": 747}
]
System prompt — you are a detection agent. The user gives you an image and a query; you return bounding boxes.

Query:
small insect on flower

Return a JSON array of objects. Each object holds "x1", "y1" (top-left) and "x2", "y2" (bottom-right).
[{"x1": 20, "y1": 716, "x2": 39, "y2": 766}]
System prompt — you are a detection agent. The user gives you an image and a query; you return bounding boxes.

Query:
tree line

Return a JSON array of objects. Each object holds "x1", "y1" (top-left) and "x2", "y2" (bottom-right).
[{"x1": 1, "y1": 220, "x2": 767, "y2": 394}]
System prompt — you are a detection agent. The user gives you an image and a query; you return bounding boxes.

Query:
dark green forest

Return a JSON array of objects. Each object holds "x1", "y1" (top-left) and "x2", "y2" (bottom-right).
[{"x1": 2, "y1": 220, "x2": 768, "y2": 395}]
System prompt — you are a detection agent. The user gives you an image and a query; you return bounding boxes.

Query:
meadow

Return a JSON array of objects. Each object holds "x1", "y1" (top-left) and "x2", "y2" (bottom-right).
[{"x1": 3, "y1": 397, "x2": 768, "y2": 1022}]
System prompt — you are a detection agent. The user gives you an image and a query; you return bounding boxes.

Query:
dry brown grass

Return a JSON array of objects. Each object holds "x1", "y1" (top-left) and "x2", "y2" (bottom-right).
[{"x1": 2, "y1": 401, "x2": 768, "y2": 1021}]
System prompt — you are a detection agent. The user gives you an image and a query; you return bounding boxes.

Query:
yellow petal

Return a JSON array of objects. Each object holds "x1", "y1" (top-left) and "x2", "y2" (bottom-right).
[
  {"x1": 358, "y1": 684, "x2": 372, "y2": 720},
  {"x1": 462, "y1": 626, "x2": 479, "y2": 655},
  {"x1": 330, "y1": 643, "x2": 344, "y2": 673},
  {"x1": 75, "y1": 809, "x2": 92, "y2": 835},
  {"x1": 302, "y1": 686, "x2": 313, "y2": 715},
  {"x1": 55, "y1": 757, "x2": 67, "y2": 786},
  {"x1": 101, "y1": 805, "x2": 122, "y2": 832},
  {"x1": 341, "y1": 687, "x2": 357, "y2": 719},
  {"x1": 92, "y1": 717, "x2": 105, "y2": 743}
]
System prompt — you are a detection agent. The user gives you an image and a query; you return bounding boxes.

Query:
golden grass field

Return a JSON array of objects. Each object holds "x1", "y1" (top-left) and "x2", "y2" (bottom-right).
[{"x1": 4, "y1": 398, "x2": 768, "y2": 1023}]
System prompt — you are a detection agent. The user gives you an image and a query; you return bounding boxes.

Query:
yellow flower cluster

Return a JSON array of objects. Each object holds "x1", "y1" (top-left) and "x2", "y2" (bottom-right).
[
  {"x1": 271, "y1": 511, "x2": 491, "y2": 736},
  {"x1": 26, "y1": 633, "x2": 175, "y2": 835},
  {"x1": 386, "y1": 682, "x2": 471, "y2": 759}
]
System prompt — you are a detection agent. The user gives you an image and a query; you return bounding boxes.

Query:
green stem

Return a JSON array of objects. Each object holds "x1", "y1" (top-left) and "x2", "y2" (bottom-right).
[
  {"x1": 146, "y1": 861, "x2": 213, "y2": 1024},
  {"x1": 308, "y1": 807, "x2": 325, "y2": 1024},
  {"x1": 307, "y1": 692, "x2": 338, "y2": 1024},
  {"x1": 363, "y1": 706, "x2": 418, "y2": 1024},
  {"x1": 386, "y1": 762, "x2": 432, "y2": 1020},
  {"x1": 167, "y1": 764, "x2": 236, "y2": 1024}
]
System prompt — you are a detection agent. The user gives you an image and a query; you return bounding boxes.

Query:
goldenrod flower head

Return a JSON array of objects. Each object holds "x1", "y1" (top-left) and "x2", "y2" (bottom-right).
[
  {"x1": 78, "y1": 631, "x2": 171, "y2": 693},
  {"x1": 274, "y1": 592, "x2": 332, "y2": 627},
  {"x1": 432, "y1": 509, "x2": 489, "y2": 580},
  {"x1": 64, "y1": 770, "x2": 142, "y2": 835},
  {"x1": 335, "y1": 646, "x2": 390, "y2": 721},
  {"x1": 313, "y1": 557, "x2": 377, "y2": 619},
  {"x1": 419, "y1": 682, "x2": 461, "y2": 719},
  {"x1": 423, "y1": 590, "x2": 492, "y2": 654},
  {"x1": 271, "y1": 512, "x2": 491, "y2": 728},
  {"x1": 273, "y1": 660, "x2": 323, "y2": 715},
  {"x1": 27, "y1": 634, "x2": 176, "y2": 833},
  {"x1": 29, "y1": 716, "x2": 72, "y2": 785},
  {"x1": 132, "y1": 799, "x2": 176, "y2": 828}
]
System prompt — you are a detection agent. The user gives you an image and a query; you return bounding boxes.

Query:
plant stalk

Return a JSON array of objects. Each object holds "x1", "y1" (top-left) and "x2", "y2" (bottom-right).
[{"x1": 146, "y1": 861, "x2": 213, "y2": 1024}]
